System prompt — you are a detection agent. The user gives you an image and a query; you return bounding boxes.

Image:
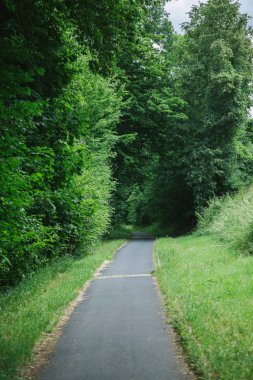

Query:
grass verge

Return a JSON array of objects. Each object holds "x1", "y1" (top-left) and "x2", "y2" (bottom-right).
[
  {"x1": 154, "y1": 234, "x2": 253, "y2": 380},
  {"x1": 0, "y1": 239, "x2": 125, "y2": 380}
]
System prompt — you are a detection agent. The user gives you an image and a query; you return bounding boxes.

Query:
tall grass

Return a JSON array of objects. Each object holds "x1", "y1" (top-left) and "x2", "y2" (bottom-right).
[
  {"x1": 197, "y1": 185, "x2": 253, "y2": 253},
  {"x1": 154, "y1": 184, "x2": 253, "y2": 379},
  {"x1": 154, "y1": 235, "x2": 253, "y2": 380}
]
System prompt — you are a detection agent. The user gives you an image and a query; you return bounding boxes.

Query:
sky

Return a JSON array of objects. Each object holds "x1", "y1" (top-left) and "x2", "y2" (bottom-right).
[{"x1": 165, "y1": 0, "x2": 253, "y2": 33}]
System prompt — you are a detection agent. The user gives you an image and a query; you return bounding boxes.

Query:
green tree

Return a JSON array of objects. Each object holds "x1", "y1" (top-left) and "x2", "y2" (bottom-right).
[
  {"x1": 112, "y1": 6, "x2": 187, "y2": 227},
  {"x1": 180, "y1": 0, "x2": 253, "y2": 211},
  {"x1": 0, "y1": 0, "x2": 156, "y2": 285}
]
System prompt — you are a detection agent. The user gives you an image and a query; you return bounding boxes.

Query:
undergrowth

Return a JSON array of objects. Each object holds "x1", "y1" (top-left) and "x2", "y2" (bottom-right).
[{"x1": 197, "y1": 184, "x2": 253, "y2": 253}]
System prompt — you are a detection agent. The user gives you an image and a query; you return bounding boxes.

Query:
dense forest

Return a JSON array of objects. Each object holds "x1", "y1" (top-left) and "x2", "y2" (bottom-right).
[{"x1": 0, "y1": 0, "x2": 252, "y2": 286}]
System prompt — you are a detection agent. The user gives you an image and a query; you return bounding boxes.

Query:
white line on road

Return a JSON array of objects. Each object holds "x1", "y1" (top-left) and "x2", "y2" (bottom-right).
[{"x1": 97, "y1": 274, "x2": 151, "y2": 280}]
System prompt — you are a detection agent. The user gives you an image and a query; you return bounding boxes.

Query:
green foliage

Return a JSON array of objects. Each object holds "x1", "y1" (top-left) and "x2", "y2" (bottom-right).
[
  {"x1": 106, "y1": 225, "x2": 134, "y2": 240},
  {"x1": 113, "y1": 0, "x2": 253, "y2": 233},
  {"x1": 118, "y1": 0, "x2": 253, "y2": 234},
  {"x1": 180, "y1": 0, "x2": 253, "y2": 211},
  {"x1": 0, "y1": 0, "x2": 134, "y2": 285},
  {"x1": 112, "y1": 6, "x2": 188, "y2": 229},
  {"x1": 1, "y1": 0, "x2": 253, "y2": 283},
  {"x1": 0, "y1": 48, "x2": 122, "y2": 284},
  {"x1": 197, "y1": 185, "x2": 253, "y2": 254},
  {"x1": 235, "y1": 119, "x2": 253, "y2": 184},
  {"x1": 65, "y1": 0, "x2": 165, "y2": 72}
]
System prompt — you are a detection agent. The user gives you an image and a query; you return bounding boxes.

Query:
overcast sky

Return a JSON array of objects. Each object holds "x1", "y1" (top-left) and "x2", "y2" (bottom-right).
[{"x1": 165, "y1": 0, "x2": 253, "y2": 33}]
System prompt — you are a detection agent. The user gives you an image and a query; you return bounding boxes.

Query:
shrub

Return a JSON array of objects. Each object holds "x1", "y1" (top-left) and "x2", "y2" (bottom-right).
[{"x1": 0, "y1": 50, "x2": 122, "y2": 285}]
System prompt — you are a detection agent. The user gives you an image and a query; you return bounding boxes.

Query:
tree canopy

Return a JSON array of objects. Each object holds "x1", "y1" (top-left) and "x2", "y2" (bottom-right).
[{"x1": 0, "y1": 0, "x2": 252, "y2": 285}]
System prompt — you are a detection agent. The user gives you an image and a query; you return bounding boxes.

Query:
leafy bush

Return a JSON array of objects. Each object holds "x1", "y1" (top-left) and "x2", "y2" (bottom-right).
[{"x1": 0, "y1": 12, "x2": 122, "y2": 285}]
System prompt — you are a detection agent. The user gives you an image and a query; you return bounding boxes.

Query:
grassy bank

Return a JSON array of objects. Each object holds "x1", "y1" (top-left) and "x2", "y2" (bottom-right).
[
  {"x1": 154, "y1": 234, "x2": 253, "y2": 380},
  {"x1": 0, "y1": 239, "x2": 125, "y2": 380},
  {"x1": 197, "y1": 185, "x2": 253, "y2": 254}
]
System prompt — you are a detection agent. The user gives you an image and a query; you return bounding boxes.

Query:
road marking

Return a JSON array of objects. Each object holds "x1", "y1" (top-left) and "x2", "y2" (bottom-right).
[{"x1": 97, "y1": 274, "x2": 151, "y2": 280}]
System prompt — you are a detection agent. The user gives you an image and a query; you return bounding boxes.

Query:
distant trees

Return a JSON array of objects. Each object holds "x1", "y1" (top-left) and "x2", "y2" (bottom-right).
[
  {"x1": 113, "y1": 0, "x2": 253, "y2": 232},
  {"x1": 112, "y1": 6, "x2": 188, "y2": 227}
]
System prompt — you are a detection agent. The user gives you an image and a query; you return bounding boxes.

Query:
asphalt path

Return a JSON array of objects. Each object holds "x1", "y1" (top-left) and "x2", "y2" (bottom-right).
[{"x1": 38, "y1": 238, "x2": 193, "y2": 380}]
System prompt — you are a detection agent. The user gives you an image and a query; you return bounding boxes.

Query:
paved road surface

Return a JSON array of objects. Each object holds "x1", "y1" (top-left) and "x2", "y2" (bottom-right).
[{"x1": 38, "y1": 238, "x2": 193, "y2": 380}]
